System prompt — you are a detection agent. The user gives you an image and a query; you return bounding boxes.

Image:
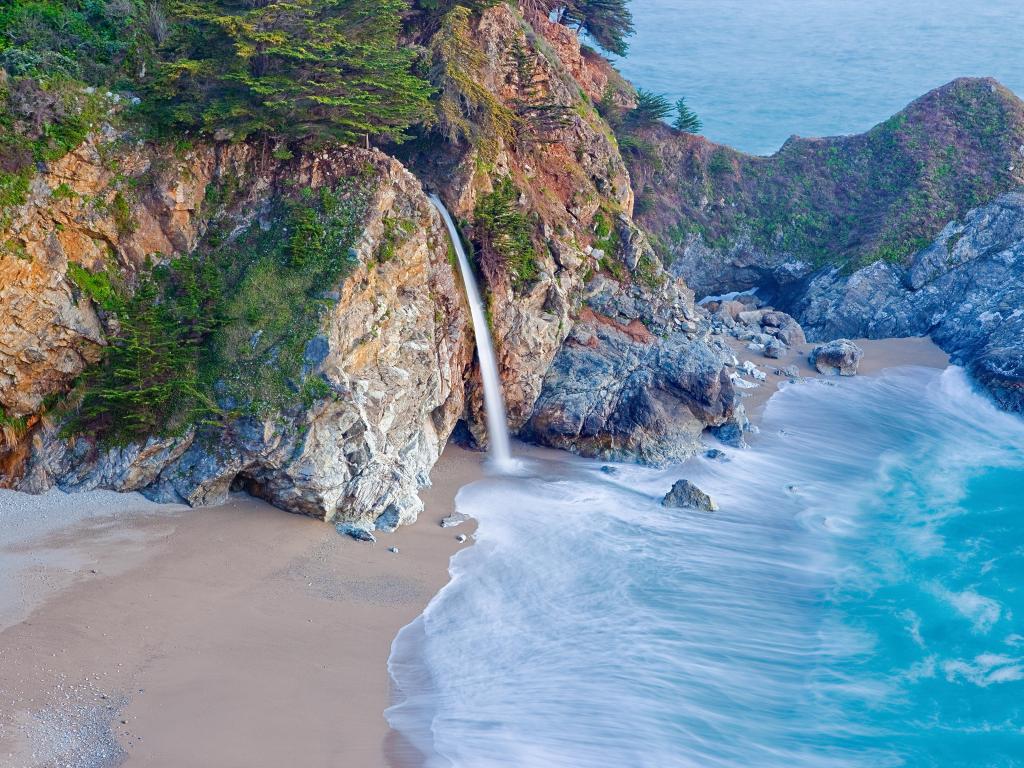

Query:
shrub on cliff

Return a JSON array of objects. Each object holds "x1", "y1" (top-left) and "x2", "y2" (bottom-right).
[
  {"x1": 673, "y1": 97, "x2": 702, "y2": 134},
  {"x1": 473, "y1": 177, "x2": 539, "y2": 293},
  {"x1": 0, "y1": 0, "x2": 151, "y2": 83},
  {"x1": 66, "y1": 177, "x2": 374, "y2": 443},
  {"x1": 143, "y1": 0, "x2": 432, "y2": 146},
  {"x1": 548, "y1": 0, "x2": 635, "y2": 57}
]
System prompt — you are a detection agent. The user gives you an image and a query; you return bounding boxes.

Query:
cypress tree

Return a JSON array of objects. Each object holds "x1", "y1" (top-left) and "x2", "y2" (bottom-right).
[
  {"x1": 147, "y1": 0, "x2": 433, "y2": 145},
  {"x1": 626, "y1": 89, "x2": 673, "y2": 128},
  {"x1": 673, "y1": 97, "x2": 702, "y2": 133}
]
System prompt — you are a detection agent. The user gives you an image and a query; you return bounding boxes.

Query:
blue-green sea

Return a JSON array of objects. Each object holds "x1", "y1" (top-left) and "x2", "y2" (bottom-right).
[
  {"x1": 615, "y1": 0, "x2": 1024, "y2": 154},
  {"x1": 388, "y1": 368, "x2": 1024, "y2": 766}
]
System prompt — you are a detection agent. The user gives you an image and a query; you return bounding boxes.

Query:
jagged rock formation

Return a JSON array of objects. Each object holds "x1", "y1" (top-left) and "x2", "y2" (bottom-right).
[
  {"x1": 794, "y1": 193, "x2": 1024, "y2": 410},
  {"x1": 2, "y1": 135, "x2": 473, "y2": 526},
  {"x1": 522, "y1": 276, "x2": 735, "y2": 465}
]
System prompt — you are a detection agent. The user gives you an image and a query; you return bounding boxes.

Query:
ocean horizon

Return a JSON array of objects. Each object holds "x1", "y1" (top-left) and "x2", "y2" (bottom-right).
[{"x1": 615, "y1": 0, "x2": 1024, "y2": 155}]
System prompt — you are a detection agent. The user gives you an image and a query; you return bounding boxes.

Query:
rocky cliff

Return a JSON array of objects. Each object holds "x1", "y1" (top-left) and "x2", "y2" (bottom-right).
[
  {"x1": 629, "y1": 77, "x2": 1024, "y2": 412},
  {"x1": 1, "y1": 131, "x2": 474, "y2": 527},
  {"x1": 1, "y1": 3, "x2": 740, "y2": 525},
  {"x1": 395, "y1": 3, "x2": 738, "y2": 460},
  {"x1": 793, "y1": 192, "x2": 1024, "y2": 411}
]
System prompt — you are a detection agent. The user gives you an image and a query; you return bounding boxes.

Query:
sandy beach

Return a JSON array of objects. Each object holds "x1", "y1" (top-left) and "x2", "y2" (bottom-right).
[
  {"x1": 0, "y1": 336, "x2": 950, "y2": 768},
  {"x1": 0, "y1": 447, "x2": 484, "y2": 768},
  {"x1": 725, "y1": 334, "x2": 950, "y2": 423}
]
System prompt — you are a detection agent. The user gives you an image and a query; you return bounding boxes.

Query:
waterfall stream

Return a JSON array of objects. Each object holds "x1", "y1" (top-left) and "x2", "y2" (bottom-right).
[{"x1": 429, "y1": 195, "x2": 513, "y2": 468}]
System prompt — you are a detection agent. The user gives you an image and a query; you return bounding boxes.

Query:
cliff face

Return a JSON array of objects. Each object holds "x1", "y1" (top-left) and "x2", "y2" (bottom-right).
[
  {"x1": 2, "y1": 132, "x2": 473, "y2": 527},
  {"x1": 394, "y1": 4, "x2": 736, "y2": 459},
  {"x1": 629, "y1": 76, "x2": 1024, "y2": 412},
  {"x1": 792, "y1": 192, "x2": 1024, "y2": 412},
  {"x1": 1, "y1": 4, "x2": 744, "y2": 522}
]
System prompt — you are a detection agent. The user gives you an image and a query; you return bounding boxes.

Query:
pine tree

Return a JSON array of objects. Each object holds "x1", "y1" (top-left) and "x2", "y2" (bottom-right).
[
  {"x1": 146, "y1": 0, "x2": 433, "y2": 145},
  {"x1": 626, "y1": 89, "x2": 672, "y2": 128},
  {"x1": 673, "y1": 97, "x2": 702, "y2": 133}
]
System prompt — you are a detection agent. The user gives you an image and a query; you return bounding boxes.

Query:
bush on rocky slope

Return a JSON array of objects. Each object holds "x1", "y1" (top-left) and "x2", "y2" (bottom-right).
[{"x1": 64, "y1": 174, "x2": 375, "y2": 444}]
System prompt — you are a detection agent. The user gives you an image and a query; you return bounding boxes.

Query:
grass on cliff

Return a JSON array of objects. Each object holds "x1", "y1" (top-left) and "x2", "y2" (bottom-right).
[
  {"x1": 66, "y1": 175, "x2": 374, "y2": 444},
  {"x1": 632, "y1": 78, "x2": 1024, "y2": 271}
]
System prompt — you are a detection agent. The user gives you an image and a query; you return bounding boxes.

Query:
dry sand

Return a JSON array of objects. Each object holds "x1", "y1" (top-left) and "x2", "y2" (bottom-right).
[
  {"x1": 0, "y1": 447, "x2": 483, "y2": 768},
  {"x1": 725, "y1": 334, "x2": 950, "y2": 423}
]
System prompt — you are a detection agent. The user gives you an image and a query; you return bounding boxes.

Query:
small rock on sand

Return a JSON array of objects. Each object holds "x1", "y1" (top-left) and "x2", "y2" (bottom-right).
[
  {"x1": 440, "y1": 512, "x2": 470, "y2": 528},
  {"x1": 336, "y1": 523, "x2": 376, "y2": 543},
  {"x1": 810, "y1": 339, "x2": 864, "y2": 376}
]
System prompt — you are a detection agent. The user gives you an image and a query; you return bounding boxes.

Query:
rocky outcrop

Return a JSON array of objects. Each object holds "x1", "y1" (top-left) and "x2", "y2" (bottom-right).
[
  {"x1": 522, "y1": 274, "x2": 736, "y2": 466},
  {"x1": 631, "y1": 78, "x2": 1024, "y2": 300},
  {"x1": 662, "y1": 479, "x2": 717, "y2": 511},
  {"x1": 4, "y1": 136, "x2": 474, "y2": 527},
  {"x1": 810, "y1": 340, "x2": 864, "y2": 376},
  {"x1": 626, "y1": 76, "x2": 1024, "y2": 414},
  {"x1": 398, "y1": 3, "x2": 638, "y2": 439},
  {"x1": 1, "y1": 4, "x2": 771, "y2": 525},
  {"x1": 792, "y1": 192, "x2": 1024, "y2": 410}
]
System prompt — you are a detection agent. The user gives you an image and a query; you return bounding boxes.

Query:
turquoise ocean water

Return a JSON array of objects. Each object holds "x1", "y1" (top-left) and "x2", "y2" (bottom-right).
[
  {"x1": 615, "y1": 0, "x2": 1024, "y2": 155},
  {"x1": 388, "y1": 368, "x2": 1024, "y2": 766}
]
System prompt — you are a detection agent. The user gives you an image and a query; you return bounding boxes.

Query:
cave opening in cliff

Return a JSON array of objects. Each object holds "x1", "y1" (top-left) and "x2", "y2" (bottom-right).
[{"x1": 229, "y1": 471, "x2": 269, "y2": 501}]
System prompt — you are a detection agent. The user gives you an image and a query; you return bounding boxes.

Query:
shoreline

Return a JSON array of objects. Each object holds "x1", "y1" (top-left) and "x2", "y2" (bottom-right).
[
  {"x1": 0, "y1": 447, "x2": 484, "y2": 768},
  {"x1": 0, "y1": 336, "x2": 950, "y2": 768},
  {"x1": 725, "y1": 334, "x2": 950, "y2": 425}
]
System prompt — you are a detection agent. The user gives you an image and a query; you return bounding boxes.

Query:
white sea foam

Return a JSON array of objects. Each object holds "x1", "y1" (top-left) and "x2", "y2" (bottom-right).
[{"x1": 387, "y1": 366, "x2": 1024, "y2": 766}]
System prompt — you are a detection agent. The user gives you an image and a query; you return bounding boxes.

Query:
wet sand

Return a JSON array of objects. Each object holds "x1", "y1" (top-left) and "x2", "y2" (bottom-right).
[{"x1": 0, "y1": 446, "x2": 483, "y2": 768}]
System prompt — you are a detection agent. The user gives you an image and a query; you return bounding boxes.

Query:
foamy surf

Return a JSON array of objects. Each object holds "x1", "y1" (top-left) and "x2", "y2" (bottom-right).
[{"x1": 387, "y1": 366, "x2": 1024, "y2": 767}]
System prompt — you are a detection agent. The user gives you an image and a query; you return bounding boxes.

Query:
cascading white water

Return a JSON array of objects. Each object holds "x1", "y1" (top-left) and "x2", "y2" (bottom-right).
[{"x1": 429, "y1": 195, "x2": 513, "y2": 468}]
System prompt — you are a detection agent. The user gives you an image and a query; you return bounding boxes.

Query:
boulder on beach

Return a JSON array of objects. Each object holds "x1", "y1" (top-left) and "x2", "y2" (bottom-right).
[
  {"x1": 662, "y1": 479, "x2": 718, "y2": 511},
  {"x1": 336, "y1": 523, "x2": 376, "y2": 543},
  {"x1": 810, "y1": 339, "x2": 864, "y2": 376}
]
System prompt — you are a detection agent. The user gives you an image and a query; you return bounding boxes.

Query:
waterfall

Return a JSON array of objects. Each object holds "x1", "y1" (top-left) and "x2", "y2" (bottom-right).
[{"x1": 429, "y1": 195, "x2": 513, "y2": 468}]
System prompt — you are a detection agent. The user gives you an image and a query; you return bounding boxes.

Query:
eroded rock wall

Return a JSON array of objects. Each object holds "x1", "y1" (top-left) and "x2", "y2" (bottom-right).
[{"x1": 3, "y1": 136, "x2": 473, "y2": 526}]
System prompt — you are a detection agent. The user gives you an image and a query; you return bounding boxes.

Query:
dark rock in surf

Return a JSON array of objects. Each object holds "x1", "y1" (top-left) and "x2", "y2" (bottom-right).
[{"x1": 662, "y1": 479, "x2": 718, "y2": 511}]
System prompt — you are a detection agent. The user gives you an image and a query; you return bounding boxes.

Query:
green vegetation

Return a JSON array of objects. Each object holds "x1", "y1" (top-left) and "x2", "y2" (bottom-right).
[
  {"x1": 632, "y1": 78, "x2": 1024, "y2": 271},
  {"x1": 431, "y1": 5, "x2": 515, "y2": 156},
  {"x1": 673, "y1": 97, "x2": 702, "y2": 134},
  {"x1": 625, "y1": 89, "x2": 673, "y2": 130},
  {"x1": 66, "y1": 175, "x2": 374, "y2": 444},
  {"x1": 0, "y1": 406, "x2": 30, "y2": 450},
  {"x1": 0, "y1": 77, "x2": 109, "y2": 221},
  {"x1": 554, "y1": 0, "x2": 635, "y2": 57},
  {"x1": 145, "y1": 0, "x2": 432, "y2": 146},
  {"x1": 0, "y1": 0, "x2": 153, "y2": 83},
  {"x1": 473, "y1": 177, "x2": 538, "y2": 292}
]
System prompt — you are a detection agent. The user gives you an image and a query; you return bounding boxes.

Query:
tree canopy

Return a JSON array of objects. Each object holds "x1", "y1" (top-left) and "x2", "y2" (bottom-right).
[
  {"x1": 559, "y1": 0, "x2": 635, "y2": 57},
  {"x1": 145, "y1": 0, "x2": 433, "y2": 145}
]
